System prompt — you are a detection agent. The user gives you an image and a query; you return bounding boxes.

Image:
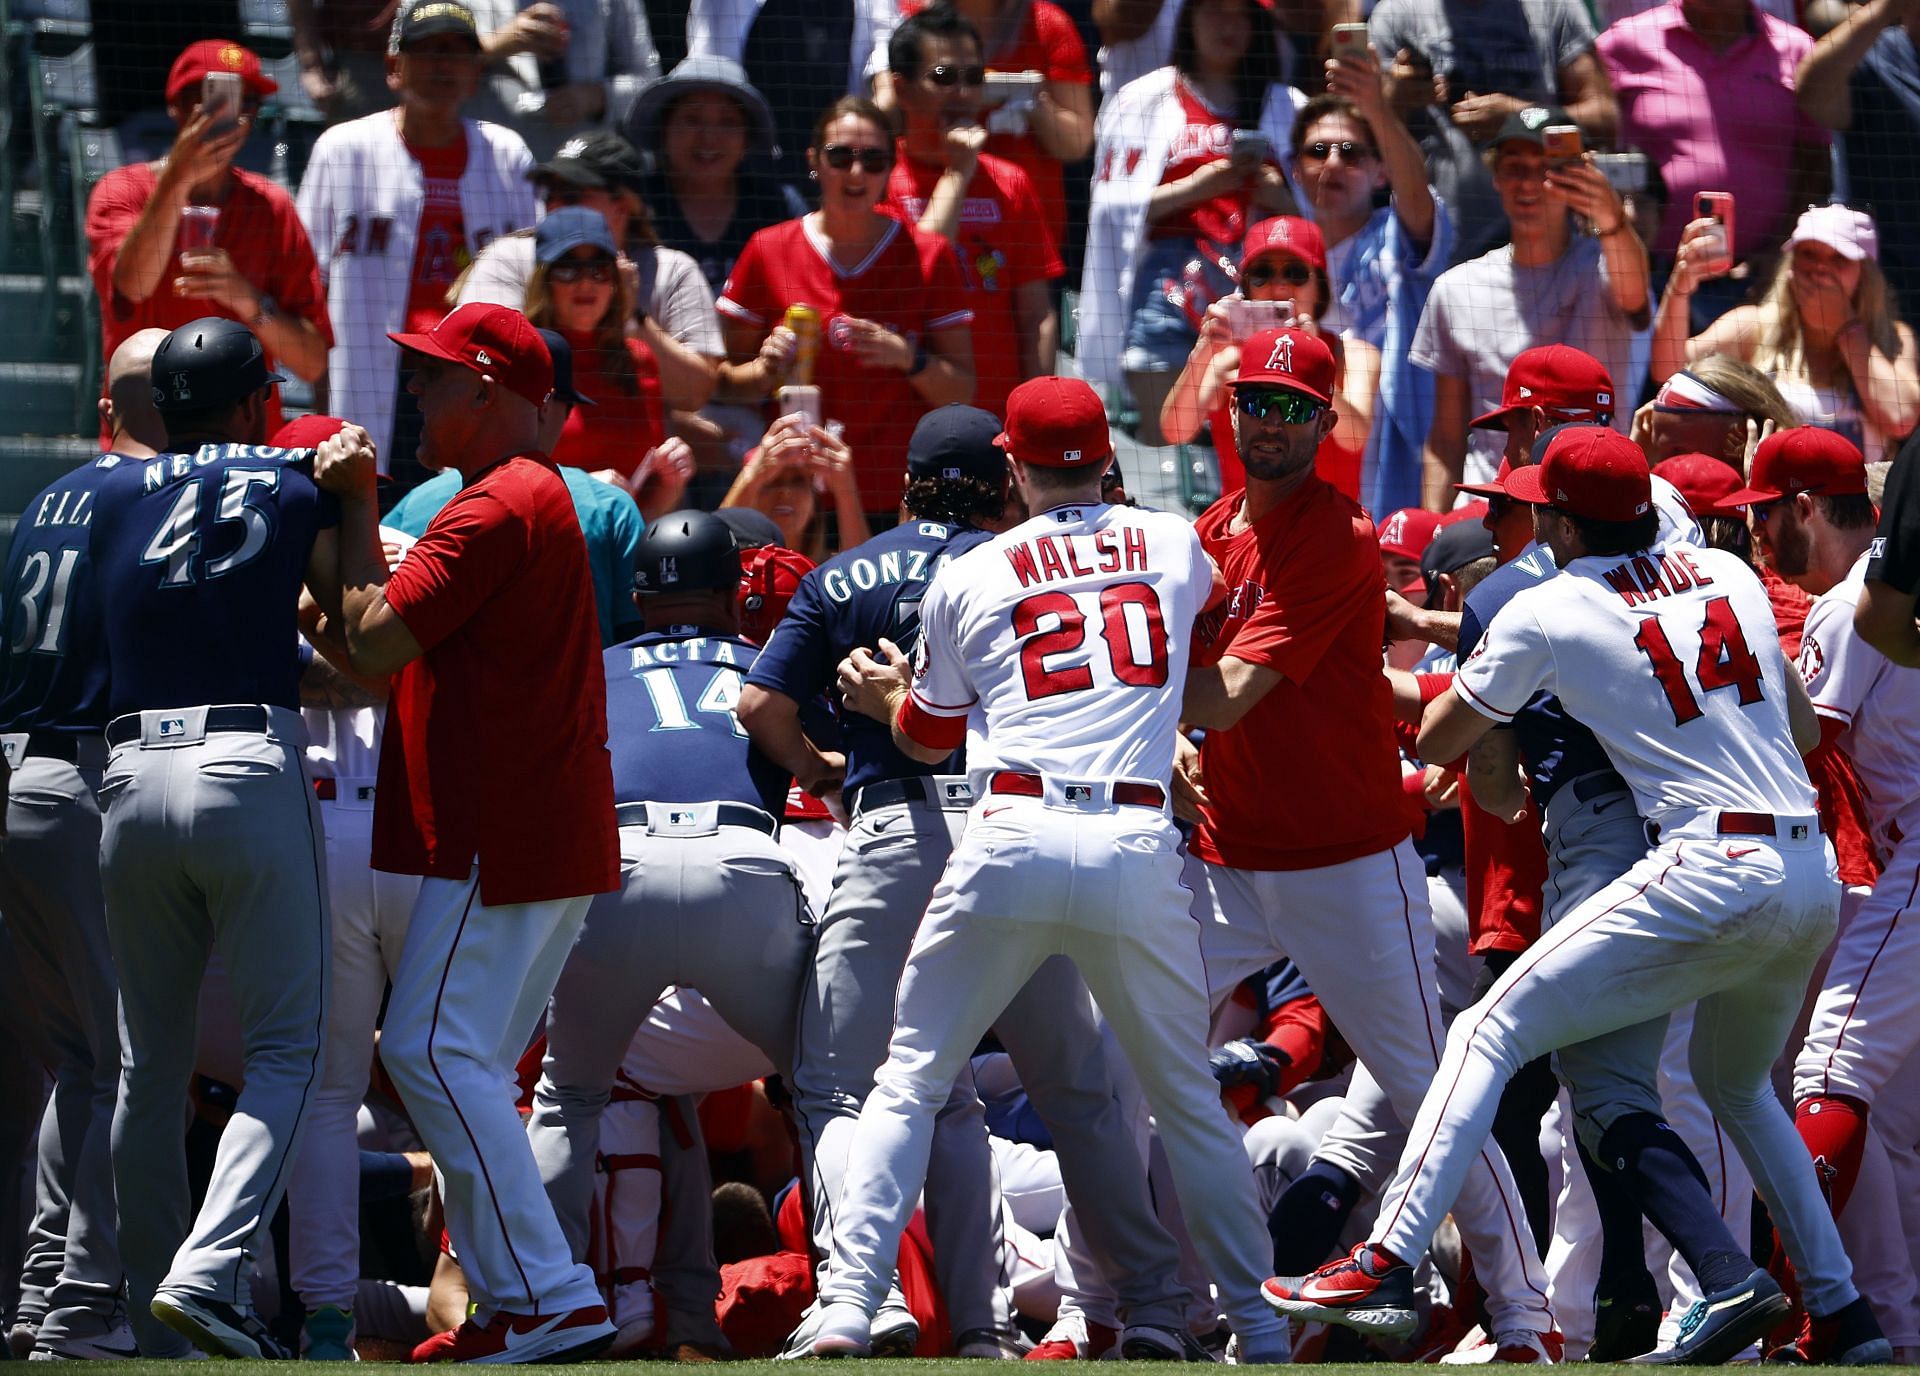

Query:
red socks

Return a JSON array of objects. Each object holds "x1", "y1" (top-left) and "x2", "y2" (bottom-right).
[{"x1": 1795, "y1": 1094, "x2": 1869, "y2": 1213}]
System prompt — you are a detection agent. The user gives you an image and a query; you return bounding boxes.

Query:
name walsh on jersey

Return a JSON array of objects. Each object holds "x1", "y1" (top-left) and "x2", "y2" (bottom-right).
[{"x1": 1005, "y1": 527, "x2": 1150, "y2": 588}]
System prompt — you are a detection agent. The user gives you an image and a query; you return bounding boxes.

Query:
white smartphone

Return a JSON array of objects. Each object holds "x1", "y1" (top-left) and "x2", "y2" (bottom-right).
[
  {"x1": 1224, "y1": 296, "x2": 1291, "y2": 342},
  {"x1": 1330, "y1": 23, "x2": 1371, "y2": 61},
  {"x1": 776, "y1": 384, "x2": 822, "y2": 432},
  {"x1": 201, "y1": 71, "x2": 244, "y2": 134},
  {"x1": 980, "y1": 70, "x2": 1043, "y2": 108}
]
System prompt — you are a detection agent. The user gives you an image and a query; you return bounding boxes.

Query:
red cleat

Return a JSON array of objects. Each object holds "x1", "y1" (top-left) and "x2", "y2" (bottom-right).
[
  {"x1": 413, "y1": 1305, "x2": 616, "y2": 1364},
  {"x1": 1024, "y1": 1316, "x2": 1118, "y2": 1360},
  {"x1": 1262, "y1": 1244, "x2": 1418, "y2": 1339}
]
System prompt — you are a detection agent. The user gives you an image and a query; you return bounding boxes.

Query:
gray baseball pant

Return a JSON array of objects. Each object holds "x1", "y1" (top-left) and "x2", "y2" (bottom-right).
[
  {"x1": 98, "y1": 706, "x2": 329, "y2": 1353},
  {"x1": 0, "y1": 742, "x2": 124, "y2": 1344}
]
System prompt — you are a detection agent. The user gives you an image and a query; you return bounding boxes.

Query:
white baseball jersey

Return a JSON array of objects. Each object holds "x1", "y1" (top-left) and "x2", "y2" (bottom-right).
[
  {"x1": 901, "y1": 502, "x2": 1211, "y2": 792},
  {"x1": 1801, "y1": 551, "x2": 1920, "y2": 858},
  {"x1": 1457, "y1": 541, "x2": 1816, "y2": 828}
]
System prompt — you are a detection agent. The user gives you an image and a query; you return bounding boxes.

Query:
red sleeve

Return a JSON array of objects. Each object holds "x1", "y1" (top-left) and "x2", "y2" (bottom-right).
[
  {"x1": 384, "y1": 487, "x2": 527, "y2": 651},
  {"x1": 1459, "y1": 783, "x2": 1545, "y2": 955},
  {"x1": 1224, "y1": 526, "x2": 1379, "y2": 686},
  {"x1": 85, "y1": 167, "x2": 151, "y2": 321},
  {"x1": 1416, "y1": 671, "x2": 1454, "y2": 705},
  {"x1": 999, "y1": 163, "x2": 1064, "y2": 285},
  {"x1": 919, "y1": 233, "x2": 975, "y2": 332},
  {"x1": 1257, "y1": 996, "x2": 1330, "y2": 1093},
  {"x1": 718, "y1": 231, "x2": 775, "y2": 326},
  {"x1": 268, "y1": 194, "x2": 334, "y2": 346},
  {"x1": 1806, "y1": 734, "x2": 1882, "y2": 887},
  {"x1": 1034, "y1": 1, "x2": 1092, "y2": 83},
  {"x1": 897, "y1": 693, "x2": 968, "y2": 752}
]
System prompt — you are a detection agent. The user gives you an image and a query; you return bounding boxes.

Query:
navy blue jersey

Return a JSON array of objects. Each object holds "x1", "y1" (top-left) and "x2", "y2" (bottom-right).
[
  {"x1": 747, "y1": 519, "x2": 992, "y2": 794},
  {"x1": 1460, "y1": 543, "x2": 1622, "y2": 809},
  {"x1": 0, "y1": 454, "x2": 131, "y2": 734},
  {"x1": 89, "y1": 444, "x2": 339, "y2": 715},
  {"x1": 605, "y1": 627, "x2": 789, "y2": 815}
]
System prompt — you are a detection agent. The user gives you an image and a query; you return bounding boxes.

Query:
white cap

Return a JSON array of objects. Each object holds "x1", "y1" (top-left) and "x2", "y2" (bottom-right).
[{"x1": 1785, "y1": 204, "x2": 1879, "y2": 262}]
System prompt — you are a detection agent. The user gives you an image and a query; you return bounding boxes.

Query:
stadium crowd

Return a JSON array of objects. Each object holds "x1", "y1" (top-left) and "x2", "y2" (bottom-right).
[{"x1": 4, "y1": 0, "x2": 1920, "y2": 1362}]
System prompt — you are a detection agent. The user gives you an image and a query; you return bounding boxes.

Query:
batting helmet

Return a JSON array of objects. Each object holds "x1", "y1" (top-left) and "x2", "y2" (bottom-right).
[
  {"x1": 152, "y1": 317, "x2": 285, "y2": 413},
  {"x1": 635, "y1": 509, "x2": 741, "y2": 594}
]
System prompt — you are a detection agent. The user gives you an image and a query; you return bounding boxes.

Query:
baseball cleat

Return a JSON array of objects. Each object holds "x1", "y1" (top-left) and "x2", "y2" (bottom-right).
[
  {"x1": 413, "y1": 1304, "x2": 615, "y2": 1363},
  {"x1": 1439, "y1": 1327, "x2": 1563, "y2": 1363},
  {"x1": 1587, "y1": 1282, "x2": 1662, "y2": 1362},
  {"x1": 301, "y1": 1304, "x2": 357, "y2": 1361},
  {"x1": 1117, "y1": 1324, "x2": 1216, "y2": 1360},
  {"x1": 811, "y1": 1303, "x2": 874, "y2": 1358},
  {"x1": 27, "y1": 1324, "x2": 141, "y2": 1361},
  {"x1": 1261, "y1": 1244, "x2": 1418, "y2": 1338},
  {"x1": 955, "y1": 1327, "x2": 1033, "y2": 1359},
  {"x1": 1025, "y1": 1316, "x2": 1118, "y2": 1360},
  {"x1": 1630, "y1": 1269, "x2": 1791, "y2": 1366},
  {"x1": 1761, "y1": 1296, "x2": 1891, "y2": 1366},
  {"x1": 150, "y1": 1290, "x2": 290, "y2": 1359},
  {"x1": 870, "y1": 1301, "x2": 919, "y2": 1358}
]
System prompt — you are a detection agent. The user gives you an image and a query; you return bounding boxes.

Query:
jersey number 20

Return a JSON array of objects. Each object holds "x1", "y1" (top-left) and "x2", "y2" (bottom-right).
[
  {"x1": 1633, "y1": 595, "x2": 1766, "y2": 726},
  {"x1": 1014, "y1": 581, "x2": 1169, "y2": 700}
]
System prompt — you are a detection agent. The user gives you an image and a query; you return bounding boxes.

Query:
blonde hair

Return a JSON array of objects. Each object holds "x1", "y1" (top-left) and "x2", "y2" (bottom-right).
[
  {"x1": 525, "y1": 255, "x2": 640, "y2": 395},
  {"x1": 1752, "y1": 252, "x2": 1904, "y2": 380},
  {"x1": 1685, "y1": 354, "x2": 1799, "y2": 432}
]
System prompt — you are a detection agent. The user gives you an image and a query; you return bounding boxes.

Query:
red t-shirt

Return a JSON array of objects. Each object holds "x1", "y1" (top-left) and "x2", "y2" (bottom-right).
[
  {"x1": 1153, "y1": 78, "x2": 1271, "y2": 247},
  {"x1": 1458, "y1": 780, "x2": 1547, "y2": 954},
  {"x1": 85, "y1": 163, "x2": 330, "y2": 441},
  {"x1": 884, "y1": 148, "x2": 1062, "y2": 419},
  {"x1": 551, "y1": 334, "x2": 664, "y2": 478},
  {"x1": 1207, "y1": 394, "x2": 1362, "y2": 501},
  {"x1": 719, "y1": 216, "x2": 974, "y2": 512},
  {"x1": 405, "y1": 134, "x2": 469, "y2": 335},
  {"x1": 1191, "y1": 480, "x2": 1411, "y2": 871},
  {"x1": 375, "y1": 452, "x2": 620, "y2": 906}
]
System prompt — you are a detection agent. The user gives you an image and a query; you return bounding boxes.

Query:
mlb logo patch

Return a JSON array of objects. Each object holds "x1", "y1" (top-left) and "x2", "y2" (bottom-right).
[
  {"x1": 1791, "y1": 824, "x2": 1810, "y2": 840},
  {"x1": 1064, "y1": 784, "x2": 1093, "y2": 802},
  {"x1": 670, "y1": 809, "x2": 696, "y2": 826},
  {"x1": 158, "y1": 717, "x2": 187, "y2": 738},
  {"x1": 942, "y1": 781, "x2": 972, "y2": 804}
]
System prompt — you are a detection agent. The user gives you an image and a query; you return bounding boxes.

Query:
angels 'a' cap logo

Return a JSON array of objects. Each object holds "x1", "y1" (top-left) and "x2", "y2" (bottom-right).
[{"x1": 1265, "y1": 334, "x2": 1295, "y2": 373}]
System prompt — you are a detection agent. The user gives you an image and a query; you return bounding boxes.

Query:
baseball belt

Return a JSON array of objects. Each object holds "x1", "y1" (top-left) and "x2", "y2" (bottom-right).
[
  {"x1": 106, "y1": 704, "x2": 270, "y2": 747},
  {"x1": 989, "y1": 771, "x2": 1167, "y2": 809},
  {"x1": 614, "y1": 800, "x2": 778, "y2": 837},
  {"x1": 849, "y1": 774, "x2": 974, "y2": 818}
]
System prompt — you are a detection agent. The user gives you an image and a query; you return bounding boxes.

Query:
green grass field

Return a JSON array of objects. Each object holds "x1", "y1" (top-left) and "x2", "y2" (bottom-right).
[{"x1": 43, "y1": 1363, "x2": 1889, "y2": 1373}]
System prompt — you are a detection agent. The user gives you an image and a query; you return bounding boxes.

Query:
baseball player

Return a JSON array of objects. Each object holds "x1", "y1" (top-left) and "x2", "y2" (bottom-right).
[
  {"x1": 525, "y1": 510, "x2": 814, "y2": 1355},
  {"x1": 809, "y1": 375, "x2": 1289, "y2": 1362},
  {"x1": 309, "y1": 303, "x2": 619, "y2": 1363},
  {"x1": 85, "y1": 317, "x2": 339, "y2": 1359},
  {"x1": 1177, "y1": 327, "x2": 1556, "y2": 1357},
  {"x1": 0, "y1": 335, "x2": 172, "y2": 1360},
  {"x1": 1265, "y1": 427, "x2": 1890, "y2": 1367},
  {"x1": 741, "y1": 405, "x2": 1200, "y2": 1360},
  {"x1": 1722, "y1": 429, "x2": 1920, "y2": 1360}
]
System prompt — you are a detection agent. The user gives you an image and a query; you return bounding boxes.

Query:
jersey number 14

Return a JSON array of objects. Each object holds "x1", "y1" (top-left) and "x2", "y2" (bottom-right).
[{"x1": 1633, "y1": 595, "x2": 1766, "y2": 726}]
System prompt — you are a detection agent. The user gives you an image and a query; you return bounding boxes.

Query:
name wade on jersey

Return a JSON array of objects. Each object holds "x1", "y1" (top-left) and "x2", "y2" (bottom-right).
[
  {"x1": 818, "y1": 524, "x2": 965, "y2": 604},
  {"x1": 1601, "y1": 549, "x2": 1715, "y2": 606},
  {"x1": 1005, "y1": 524, "x2": 1150, "y2": 588}
]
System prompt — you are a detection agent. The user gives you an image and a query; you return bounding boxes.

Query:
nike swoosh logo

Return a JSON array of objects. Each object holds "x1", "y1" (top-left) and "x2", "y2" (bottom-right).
[
  {"x1": 1727, "y1": 846, "x2": 1760, "y2": 859},
  {"x1": 502, "y1": 1317, "x2": 569, "y2": 1352},
  {"x1": 1593, "y1": 796, "x2": 1626, "y2": 813},
  {"x1": 1301, "y1": 1280, "x2": 1372, "y2": 1301},
  {"x1": 982, "y1": 806, "x2": 1010, "y2": 817}
]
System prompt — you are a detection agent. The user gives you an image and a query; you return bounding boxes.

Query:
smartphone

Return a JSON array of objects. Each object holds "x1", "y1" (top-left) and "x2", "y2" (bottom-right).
[
  {"x1": 980, "y1": 70, "x2": 1043, "y2": 108},
  {"x1": 1695, "y1": 191, "x2": 1735, "y2": 274},
  {"x1": 1224, "y1": 296, "x2": 1291, "y2": 342},
  {"x1": 1230, "y1": 129, "x2": 1270, "y2": 164},
  {"x1": 1542, "y1": 124, "x2": 1583, "y2": 165},
  {"x1": 1590, "y1": 151, "x2": 1648, "y2": 194},
  {"x1": 775, "y1": 384, "x2": 822, "y2": 432},
  {"x1": 1330, "y1": 23, "x2": 1371, "y2": 61},
  {"x1": 201, "y1": 70, "x2": 243, "y2": 134}
]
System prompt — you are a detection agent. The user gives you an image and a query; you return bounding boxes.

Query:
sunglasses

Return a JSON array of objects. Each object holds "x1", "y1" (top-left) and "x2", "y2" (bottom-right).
[
  {"x1": 1235, "y1": 388, "x2": 1324, "y2": 424},
  {"x1": 819, "y1": 144, "x2": 892, "y2": 173},
  {"x1": 1243, "y1": 261, "x2": 1314, "y2": 290},
  {"x1": 923, "y1": 63, "x2": 987, "y2": 87},
  {"x1": 1301, "y1": 140, "x2": 1374, "y2": 163},
  {"x1": 550, "y1": 258, "x2": 615, "y2": 283}
]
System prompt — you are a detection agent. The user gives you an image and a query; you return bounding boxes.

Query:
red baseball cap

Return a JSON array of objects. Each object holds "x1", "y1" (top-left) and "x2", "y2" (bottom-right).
[
  {"x1": 1716, "y1": 426, "x2": 1867, "y2": 509},
  {"x1": 271, "y1": 414, "x2": 349, "y2": 448},
  {"x1": 1234, "y1": 327, "x2": 1335, "y2": 405},
  {"x1": 738, "y1": 544, "x2": 815, "y2": 645},
  {"x1": 994, "y1": 376, "x2": 1113, "y2": 467},
  {"x1": 1456, "y1": 458, "x2": 1518, "y2": 500},
  {"x1": 1505, "y1": 427, "x2": 1651, "y2": 522},
  {"x1": 166, "y1": 40, "x2": 278, "y2": 105},
  {"x1": 1377, "y1": 507, "x2": 1444, "y2": 562},
  {"x1": 1239, "y1": 216, "x2": 1327, "y2": 273},
  {"x1": 1470, "y1": 345, "x2": 1615, "y2": 431},
  {"x1": 1655, "y1": 453, "x2": 1744, "y2": 520},
  {"x1": 389, "y1": 303, "x2": 554, "y2": 408}
]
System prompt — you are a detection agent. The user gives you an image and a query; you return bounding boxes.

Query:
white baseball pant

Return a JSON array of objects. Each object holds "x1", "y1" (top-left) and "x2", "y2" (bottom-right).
[
  {"x1": 1189, "y1": 842, "x2": 1555, "y2": 1335},
  {"x1": 1372, "y1": 822, "x2": 1858, "y2": 1317}
]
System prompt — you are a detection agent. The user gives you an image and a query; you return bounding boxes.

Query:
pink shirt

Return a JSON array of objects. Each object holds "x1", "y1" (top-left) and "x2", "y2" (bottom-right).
[{"x1": 1597, "y1": 0, "x2": 1825, "y2": 258}]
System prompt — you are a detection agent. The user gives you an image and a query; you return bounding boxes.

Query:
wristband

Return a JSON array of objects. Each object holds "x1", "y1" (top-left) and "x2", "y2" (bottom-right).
[{"x1": 908, "y1": 339, "x2": 930, "y2": 377}]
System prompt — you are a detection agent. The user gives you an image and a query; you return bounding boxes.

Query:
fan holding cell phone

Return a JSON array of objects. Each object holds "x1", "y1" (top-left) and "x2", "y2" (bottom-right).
[{"x1": 1158, "y1": 215, "x2": 1379, "y2": 498}]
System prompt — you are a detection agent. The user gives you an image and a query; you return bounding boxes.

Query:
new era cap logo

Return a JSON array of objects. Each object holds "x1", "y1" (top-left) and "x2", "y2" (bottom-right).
[
  {"x1": 1266, "y1": 335, "x2": 1295, "y2": 373},
  {"x1": 474, "y1": 349, "x2": 493, "y2": 365}
]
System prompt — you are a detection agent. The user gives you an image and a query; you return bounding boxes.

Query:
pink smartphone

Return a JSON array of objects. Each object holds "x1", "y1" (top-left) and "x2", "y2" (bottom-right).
[{"x1": 1695, "y1": 191, "x2": 1735, "y2": 273}]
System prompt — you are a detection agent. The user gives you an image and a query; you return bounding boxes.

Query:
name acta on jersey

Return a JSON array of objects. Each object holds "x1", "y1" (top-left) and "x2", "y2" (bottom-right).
[
  {"x1": 141, "y1": 444, "x2": 311, "y2": 493},
  {"x1": 624, "y1": 637, "x2": 746, "y2": 669},
  {"x1": 819, "y1": 524, "x2": 959, "y2": 604}
]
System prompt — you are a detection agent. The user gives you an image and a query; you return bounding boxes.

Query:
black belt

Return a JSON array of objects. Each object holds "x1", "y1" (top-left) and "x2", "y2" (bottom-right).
[
  {"x1": 1570, "y1": 771, "x2": 1630, "y2": 805},
  {"x1": 990, "y1": 771, "x2": 1167, "y2": 808},
  {"x1": 615, "y1": 801, "x2": 778, "y2": 837},
  {"x1": 106, "y1": 705, "x2": 271, "y2": 747},
  {"x1": 23, "y1": 732, "x2": 81, "y2": 762},
  {"x1": 849, "y1": 776, "x2": 973, "y2": 817}
]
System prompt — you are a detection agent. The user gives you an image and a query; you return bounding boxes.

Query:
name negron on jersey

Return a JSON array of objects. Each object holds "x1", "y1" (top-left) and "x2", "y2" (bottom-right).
[
  {"x1": 141, "y1": 444, "x2": 307, "y2": 493},
  {"x1": 1006, "y1": 528, "x2": 1149, "y2": 588},
  {"x1": 1602, "y1": 549, "x2": 1717, "y2": 607}
]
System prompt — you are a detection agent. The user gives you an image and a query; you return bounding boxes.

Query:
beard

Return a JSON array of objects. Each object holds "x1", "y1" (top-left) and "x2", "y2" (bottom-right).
[
  {"x1": 1233, "y1": 413, "x2": 1319, "y2": 483},
  {"x1": 1761, "y1": 514, "x2": 1810, "y2": 579}
]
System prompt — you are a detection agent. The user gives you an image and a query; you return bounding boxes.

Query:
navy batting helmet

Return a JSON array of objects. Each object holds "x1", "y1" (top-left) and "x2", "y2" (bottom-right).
[
  {"x1": 152, "y1": 317, "x2": 285, "y2": 413},
  {"x1": 635, "y1": 509, "x2": 741, "y2": 594}
]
